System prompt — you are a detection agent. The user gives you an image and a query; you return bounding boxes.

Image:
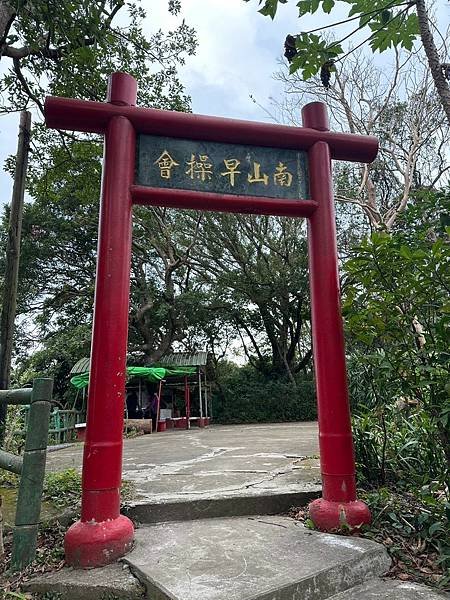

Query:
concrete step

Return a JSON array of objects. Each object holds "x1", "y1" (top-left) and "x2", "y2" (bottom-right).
[
  {"x1": 329, "y1": 578, "x2": 449, "y2": 599},
  {"x1": 24, "y1": 562, "x2": 145, "y2": 600},
  {"x1": 46, "y1": 422, "x2": 322, "y2": 523},
  {"x1": 123, "y1": 516, "x2": 390, "y2": 600},
  {"x1": 27, "y1": 517, "x2": 446, "y2": 600},
  {"x1": 124, "y1": 486, "x2": 320, "y2": 523}
]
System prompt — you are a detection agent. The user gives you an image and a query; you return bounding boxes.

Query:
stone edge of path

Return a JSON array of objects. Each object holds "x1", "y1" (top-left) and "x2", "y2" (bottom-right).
[
  {"x1": 328, "y1": 578, "x2": 450, "y2": 599},
  {"x1": 124, "y1": 487, "x2": 322, "y2": 523},
  {"x1": 22, "y1": 562, "x2": 146, "y2": 600}
]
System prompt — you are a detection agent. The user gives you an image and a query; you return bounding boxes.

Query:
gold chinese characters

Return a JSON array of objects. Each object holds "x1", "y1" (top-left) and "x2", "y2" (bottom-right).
[
  {"x1": 154, "y1": 150, "x2": 179, "y2": 179},
  {"x1": 153, "y1": 151, "x2": 295, "y2": 188}
]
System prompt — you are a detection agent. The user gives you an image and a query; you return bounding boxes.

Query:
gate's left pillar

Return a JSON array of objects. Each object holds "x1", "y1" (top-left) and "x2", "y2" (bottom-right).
[{"x1": 65, "y1": 73, "x2": 137, "y2": 568}]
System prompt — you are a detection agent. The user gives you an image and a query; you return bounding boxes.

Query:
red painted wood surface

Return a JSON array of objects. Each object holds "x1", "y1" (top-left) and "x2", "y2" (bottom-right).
[
  {"x1": 45, "y1": 73, "x2": 377, "y2": 567},
  {"x1": 44, "y1": 97, "x2": 378, "y2": 164},
  {"x1": 64, "y1": 76, "x2": 136, "y2": 568},
  {"x1": 303, "y1": 103, "x2": 370, "y2": 530},
  {"x1": 131, "y1": 186, "x2": 318, "y2": 218}
]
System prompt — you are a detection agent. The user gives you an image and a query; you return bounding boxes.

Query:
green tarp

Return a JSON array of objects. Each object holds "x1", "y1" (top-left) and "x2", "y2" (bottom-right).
[{"x1": 70, "y1": 366, "x2": 197, "y2": 390}]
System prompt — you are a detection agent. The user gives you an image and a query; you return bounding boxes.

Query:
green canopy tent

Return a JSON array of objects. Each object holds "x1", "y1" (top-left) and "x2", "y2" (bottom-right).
[
  {"x1": 70, "y1": 365, "x2": 198, "y2": 430},
  {"x1": 70, "y1": 366, "x2": 196, "y2": 390}
]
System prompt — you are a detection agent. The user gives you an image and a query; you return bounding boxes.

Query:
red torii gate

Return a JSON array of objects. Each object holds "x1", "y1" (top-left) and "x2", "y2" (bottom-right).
[{"x1": 45, "y1": 72, "x2": 378, "y2": 568}]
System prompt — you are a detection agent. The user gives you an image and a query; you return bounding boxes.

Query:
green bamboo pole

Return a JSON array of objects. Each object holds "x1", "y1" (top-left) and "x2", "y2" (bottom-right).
[
  {"x1": 0, "y1": 388, "x2": 32, "y2": 406},
  {"x1": 11, "y1": 377, "x2": 53, "y2": 572},
  {"x1": 0, "y1": 450, "x2": 22, "y2": 475}
]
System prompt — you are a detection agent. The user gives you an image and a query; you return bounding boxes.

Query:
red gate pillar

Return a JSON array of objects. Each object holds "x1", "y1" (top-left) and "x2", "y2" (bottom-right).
[
  {"x1": 303, "y1": 103, "x2": 371, "y2": 531},
  {"x1": 64, "y1": 73, "x2": 137, "y2": 567}
]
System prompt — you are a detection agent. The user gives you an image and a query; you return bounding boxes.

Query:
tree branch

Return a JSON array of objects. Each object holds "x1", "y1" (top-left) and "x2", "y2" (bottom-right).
[{"x1": 12, "y1": 57, "x2": 44, "y2": 113}]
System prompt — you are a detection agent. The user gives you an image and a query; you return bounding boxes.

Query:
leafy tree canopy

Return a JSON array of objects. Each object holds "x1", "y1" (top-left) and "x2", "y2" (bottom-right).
[
  {"x1": 0, "y1": 0, "x2": 196, "y2": 113},
  {"x1": 0, "y1": 0, "x2": 198, "y2": 397}
]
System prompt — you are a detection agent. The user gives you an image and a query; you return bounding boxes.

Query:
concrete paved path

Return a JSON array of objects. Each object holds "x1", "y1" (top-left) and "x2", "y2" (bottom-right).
[
  {"x1": 27, "y1": 423, "x2": 447, "y2": 599},
  {"x1": 26, "y1": 519, "x2": 447, "y2": 600},
  {"x1": 46, "y1": 422, "x2": 322, "y2": 521},
  {"x1": 123, "y1": 516, "x2": 391, "y2": 600}
]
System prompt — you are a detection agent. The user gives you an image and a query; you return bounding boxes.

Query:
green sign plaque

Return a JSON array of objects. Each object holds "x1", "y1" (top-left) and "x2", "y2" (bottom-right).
[{"x1": 136, "y1": 135, "x2": 309, "y2": 200}]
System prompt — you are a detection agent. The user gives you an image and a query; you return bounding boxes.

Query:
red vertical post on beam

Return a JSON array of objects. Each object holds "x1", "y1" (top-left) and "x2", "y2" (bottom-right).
[
  {"x1": 64, "y1": 73, "x2": 137, "y2": 568},
  {"x1": 303, "y1": 102, "x2": 371, "y2": 531}
]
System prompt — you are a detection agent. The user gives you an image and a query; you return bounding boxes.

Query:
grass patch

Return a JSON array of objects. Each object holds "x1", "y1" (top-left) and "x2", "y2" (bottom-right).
[
  {"x1": 42, "y1": 468, "x2": 135, "y2": 509},
  {"x1": 1, "y1": 469, "x2": 137, "y2": 597}
]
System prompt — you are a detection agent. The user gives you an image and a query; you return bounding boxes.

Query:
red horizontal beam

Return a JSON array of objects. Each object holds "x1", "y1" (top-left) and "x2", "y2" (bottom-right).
[
  {"x1": 130, "y1": 186, "x2": 318, "y2": 218},
  {"x1": 45, "y1": 96, "x2": 378, "y2": 164}
]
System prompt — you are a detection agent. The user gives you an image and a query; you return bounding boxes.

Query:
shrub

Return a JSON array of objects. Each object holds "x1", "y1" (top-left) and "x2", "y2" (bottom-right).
[
  {"x1": 212, "y1": 364, "x2": 317, "y2": 423},
  {"x1": 344, "y1": 191, "x2": 450, "y2": 493}
]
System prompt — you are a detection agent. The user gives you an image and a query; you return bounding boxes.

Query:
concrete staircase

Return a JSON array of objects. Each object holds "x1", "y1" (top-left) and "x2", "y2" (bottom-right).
[
  {"x1": 25, "y1": 426, "x2": 448, "y2": 599},
  {"x1": 25, "y1": 515, "x2": 448, "y2": 599}
]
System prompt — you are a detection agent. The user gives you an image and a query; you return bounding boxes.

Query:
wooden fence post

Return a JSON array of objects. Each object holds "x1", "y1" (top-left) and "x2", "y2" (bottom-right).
[{"x1": 11, "y1": 377, "x2": 53, "y2": 571}]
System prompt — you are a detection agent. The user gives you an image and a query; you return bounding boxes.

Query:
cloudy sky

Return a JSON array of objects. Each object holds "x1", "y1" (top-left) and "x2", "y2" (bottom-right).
[
  {"x1": 0, "y1": 0, "x2": 447, "y2": 205},
  {"x1": 0, "y1": 0, "x2": 324, "y2": 204}
]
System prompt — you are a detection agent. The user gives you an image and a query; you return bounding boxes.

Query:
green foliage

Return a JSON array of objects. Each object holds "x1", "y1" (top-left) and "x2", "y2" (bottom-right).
[
  {"x1": 1, "y1": 0, "x2": 196, "y2": 113},
  {"x1": 361, "y1": 487, "x2": 450, "y2": 588},
  {"x1": 247, "y1": 0, "x2": 421, "y2": 80},
  {"x1": 344, "y1": 191, "x2": 450, "y2": 492},
  {"x1": 42, "y1": 469, "x2": 82, "y2": 509},
  {"x1": 0, "y1": 3, "x2": 198, "y2": 402},
  {"x1": 194, "y1": 214, "x2": 312, "y2": 378},
  {"x1": 255, "y1": 0, "x2": 289, "y2": 19},
  {"x1": 0, "y1": 469, "x2": 19, "y2": 488},
  {"x1": 212, "y1": 363, "x2": 317, "y2": 423},
  {"x1": 42, "y1": 469, "x2": 134, "y2": 509},
  {"x1": 352, "y1": 401, "x2": 447, "y2": 488},
  {"x1": 288, "y1": 34, "x2": 342, "y2": 78},
  {"x1": 1, "y1": 406, "x2": 26, "y2": 456}
]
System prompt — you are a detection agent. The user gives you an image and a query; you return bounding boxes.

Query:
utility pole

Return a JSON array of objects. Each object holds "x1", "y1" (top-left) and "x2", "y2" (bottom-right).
[{"x1": 0, "y1": 110, "x2": 32, "y2": 444}]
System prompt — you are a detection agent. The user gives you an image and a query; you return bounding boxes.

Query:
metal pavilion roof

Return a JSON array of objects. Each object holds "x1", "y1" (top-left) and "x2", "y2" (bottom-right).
[
  {"x1": 70, "y1": 352, "x2": 208, "y2": 375},
  {"x1": 156, "y1": 352, "x2": 208, "y2": 367},
  {"x1": 70, "y1": 357, "x2": 90, "y2": 375}
]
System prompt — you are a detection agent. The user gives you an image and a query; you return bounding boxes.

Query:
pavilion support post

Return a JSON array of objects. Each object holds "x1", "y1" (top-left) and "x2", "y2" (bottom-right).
[
  {"x1": 302, "y1": 102, "x2": 371, "y2": 531},
  {"x1": 64, "y1": 73, "x2": 137, "y2": 568},
  {"x1": 198, "y1": 367, "x2": 205, "y2": 427},
  {"x1": 205, "y1": 373, "x2": 209, "y2": 420},
  {"x1": 156, "y1": 379, "x2": 163, "y2": 431},
  {"x1": 184, "y1": 376, "x2": 191, "y2": 430}
]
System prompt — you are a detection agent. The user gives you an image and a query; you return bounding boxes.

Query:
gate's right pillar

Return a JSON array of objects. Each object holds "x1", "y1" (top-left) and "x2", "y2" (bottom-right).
[{"x1": 302, "y1": 102, "x2": 371, "y2": 531}]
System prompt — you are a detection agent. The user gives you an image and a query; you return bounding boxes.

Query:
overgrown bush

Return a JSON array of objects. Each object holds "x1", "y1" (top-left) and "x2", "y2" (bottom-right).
[
  {"x1": 1, "y1": 405, "x2": 26, "y2": 455},
  {"x1": 344, "y1": 191, "x2": 450, "y2": 492},
  {"x1": 212, "y1": 364, "x2": 317, "y2": 423},
  {"x1": 352, "y1": 402, "x2": 446, "y2": 488}
]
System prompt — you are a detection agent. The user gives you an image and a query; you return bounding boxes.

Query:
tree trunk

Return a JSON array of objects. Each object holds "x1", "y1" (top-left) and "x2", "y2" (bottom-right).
[
  {"x1": 415, "y1": 0, "x2": 450, "y2": 125},
  {"x1": 0, "y1": 111, "x2": 31, "y2": 444},
  {"x1": 0, "y1": 0, "x2": 15, "y2": 48}
]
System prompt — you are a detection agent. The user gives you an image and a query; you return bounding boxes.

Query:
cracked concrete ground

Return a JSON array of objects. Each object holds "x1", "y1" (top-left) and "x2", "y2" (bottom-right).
[
  {"x1": 122, "y1": 516, "x2": 392, "y2": 600},
  {"x1": 27, "y1": 424, "x2": 448, "y2": 599},
  {"x1": 46, "y1": 422, "x2": 321, "y2": 520}
]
